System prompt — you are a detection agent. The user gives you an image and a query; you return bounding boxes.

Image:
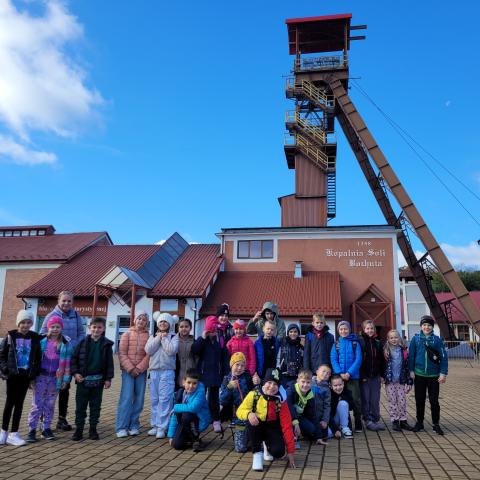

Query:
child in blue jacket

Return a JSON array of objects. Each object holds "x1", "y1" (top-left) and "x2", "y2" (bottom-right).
[
  {"x1": 168, "y1": 369, "x2": 211, "y2": 452},
  {"x1": 330, "y1": 321, "x2": 362, "y2": 432},
  {"x1": 408, "y1": 315, "x2": 448, "y2": 435},
  {"x1": 254, "y1": 321, "x2": 280, "y2": 379}
]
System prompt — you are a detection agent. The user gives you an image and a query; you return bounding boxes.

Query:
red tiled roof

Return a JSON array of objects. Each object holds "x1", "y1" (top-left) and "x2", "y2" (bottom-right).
[
  {"x1": 18, "y1": 245, "x2": 163, "y2": 297},
  {"x1": 151, "y1": 244, "x2": 222, "y2": 298},
  {"x1": 201, "y1": 271, "x2": 342, "y2": 317},
  {"x1": 0, "y1": 232, "x2": 110, "y2": 262},
  {"x1": 436, "y1": 291, "x2": 480, "y2": 324}
]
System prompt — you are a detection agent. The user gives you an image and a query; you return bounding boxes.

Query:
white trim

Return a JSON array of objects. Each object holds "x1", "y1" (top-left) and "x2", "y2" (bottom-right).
[
  {"x1": 393, "y1": 243, "x2": 401, "y2": 332},
  {"x1": 232, "y1": 238, "x2": 278, "y2": 264}
]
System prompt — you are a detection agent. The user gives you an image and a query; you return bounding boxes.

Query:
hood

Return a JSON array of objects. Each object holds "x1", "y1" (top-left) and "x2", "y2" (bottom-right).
[
  {"x1": 341, "y1": 333, "x2": 358, "y2": 342},
  {"x1": 261, "y1": 301, "x2": 278, "y2": 318}
]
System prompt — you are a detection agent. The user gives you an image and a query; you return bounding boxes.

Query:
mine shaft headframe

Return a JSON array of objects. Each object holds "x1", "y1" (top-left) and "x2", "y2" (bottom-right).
[{"x1": 286, "y1": 13, "x2": 366, "y2": 60}]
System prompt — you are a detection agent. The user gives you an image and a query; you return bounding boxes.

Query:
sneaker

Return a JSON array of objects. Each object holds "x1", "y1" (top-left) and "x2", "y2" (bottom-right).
[
  {"x1": 263, "y1": 442, "x2": 273, "y2": 461},
  {"x1": 128, "y1": 428, "x2": 140, "y2": 436},
  {"x1": 156, "y1": 429, "x2": 165, "y2": 439},
  {"x1": 27, "y1": 430, "x2": 37, "y2": 443},
  {"x1": 0, "y1": 429, "x2": 8, "y2": 445},
  {"x1": 373, "y1": 421, "x2": 385, "y2": 431},
  {"x1": 212, "y1": 420, "x2": 222, "y2": 433},
  {"x1": 147, "y1": 427, "x2": 158, "y2": 436},
  {"x1": 433, "y1": 424, "x2": 444, "y2": 436},
  {"x1": 366, "y1": 421, "x2": 376, "y2": 431},
  {"x1": 116, "y1": 429, "x2": 128, "y2": 438},
  {"x1": 72, "y1": 429, "x2": 83, "y2": 441},
  {"x1": 56, "y1": 417, "x2": 72, "y2": 431},
  {"x1": 412, "y1": 422, "x2": 424, "y2": 433},
  {"x1": 252, "y1": 451, "x2": 264, "y2": 472},
  {"x1": 341, "y1": 427, "x2": 353, "y2": 439},
  {"x1": 6, "y1": 432, "x2": 26, "y2": 446},
  {"x1": 294, "y1": 440, "x2": 301, "y2": 450},
  {"x1": 41, "y1": 428, "x2": 55, "y2": 440}
]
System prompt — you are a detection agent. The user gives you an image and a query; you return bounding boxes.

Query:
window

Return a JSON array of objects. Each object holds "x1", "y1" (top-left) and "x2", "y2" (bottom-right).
[
  {"x1": 237, "y1": 240, "x2": 274, "y2": 259},
  {"x1": 456, "y1": 324, "x2": 470, "y2": 341}
]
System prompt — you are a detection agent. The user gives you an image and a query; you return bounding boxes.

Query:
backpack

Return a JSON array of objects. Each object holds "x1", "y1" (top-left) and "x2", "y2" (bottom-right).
[{"x1": 251, "y1": 387, "x2": 281, "y2": 415}]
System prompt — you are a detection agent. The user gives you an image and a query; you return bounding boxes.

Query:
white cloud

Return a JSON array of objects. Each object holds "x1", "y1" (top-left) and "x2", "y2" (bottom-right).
[
  {"x1": 397, "y1": 243, "x2": 480, "y2": 270},
  {"x1": 0, "y1": 0, "x2": 103, "y2": 164},
  {"x1": 0, "y1": 134, "x2": 56, "y2": 165}
]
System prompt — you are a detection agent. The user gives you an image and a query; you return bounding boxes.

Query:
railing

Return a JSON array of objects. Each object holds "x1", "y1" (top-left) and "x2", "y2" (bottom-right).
[
  {"x1": 285, "y1": 110, "x2": 327, "y2": 144},
  {"x1": 444, "y1": 340, "x2": 480, "y2": 366},
  {"x1": 289, "y1": 133, "x2": 336, "y2": 171},
  {"x1": 286, "y1": 77, "x2": 335, "y2": 109},
  {"x1": 294, "y1": 54, "x2": 346, "y2": 72}
]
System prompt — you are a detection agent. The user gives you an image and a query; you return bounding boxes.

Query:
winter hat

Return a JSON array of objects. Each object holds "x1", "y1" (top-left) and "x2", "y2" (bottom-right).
[
  {"x1": 135, "y1": 310, "x2": 149, "y2": 320},
  {"x1": 47, "y1": 315, "x2": 64, "y2": 329},
  {"x1": 337, "y1": 320, "x2": 351, "y2": 332},
  {"x1": 287, "y1": 323, "x2": 300, "y2": 335},
  {"x1": 263, "y1": 368, "x2": 281, "y2": 385},
  {"x1": 204, "y1": 315, "x2": 218, "y2": 334},
  {"x1": 16, "y1": 309, "x2": 34, "y2": 326},
  {"x1": 420, "y1": 315, "x2": 435, "y2": 327},
  {"x1": 229, "y1": 351, "x2": 246, "y2": 367},
  {"x1": 216, "y1": 303, "x2": 230, "y2": 317},
  {"x1": 156, "y1": 312, "x2": 174, "y2": 327},
  {"x1": 233, "y1": 319, "x2": 246, "y2": 330}
]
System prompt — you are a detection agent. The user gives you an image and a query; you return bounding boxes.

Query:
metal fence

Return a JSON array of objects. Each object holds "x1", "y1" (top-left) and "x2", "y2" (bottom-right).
[{"x1": 444, "y1": 340, "x2": 480, "y2": 366}]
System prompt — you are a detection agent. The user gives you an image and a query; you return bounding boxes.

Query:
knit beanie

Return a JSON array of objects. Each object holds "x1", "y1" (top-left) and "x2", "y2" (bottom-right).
[
  {"x1": 204, "y1": 315, "x2": 218, "y2": 334},
  {"x1": 263, "y1": 368, "x2": 281, "y2": 385},
  {"x1": 287, "y1": 323, "x2": 300, "y2": 335},
  {"x1": 47, "y1": 315, "x2": 64, "y2": 329},
  {"x1": 135, "y1": 310, "x2": 149, "y2": 320},
  {"x1": 16, "y1": 309, "x2": 34, "y2": 326},
  {"x1": 337, "y1": 320, "x2": 351, "y2": 333},
  {"x1": 420, "y1": 315, "x2": 435, "y2": 327},
  {"x1": 233, "y1": 319, "x2": 246, "y2": 330},
  {"x1": 216, "y1": 303, "x2": 230, "y2": 317},
  {"x1": 156, "y1": 312, "x2": 174, "y2": 327},
  {"x1": 229, "y1": 351, "x2": 246, "y2": 367}
]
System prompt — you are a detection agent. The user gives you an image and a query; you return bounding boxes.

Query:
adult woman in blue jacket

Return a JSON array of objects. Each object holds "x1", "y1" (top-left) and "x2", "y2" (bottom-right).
[
  {"x1": 408, "y1": 315, "x2": 448, "y2": 435},
  {"x1": 330, "y1": 321, "x2": 363, "y2": 432}
]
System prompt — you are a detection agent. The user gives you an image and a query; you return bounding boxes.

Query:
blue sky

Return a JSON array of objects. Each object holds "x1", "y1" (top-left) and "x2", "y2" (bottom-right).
[{"x1": 1, "y1": 0, "x2": 480, "y2": 266}]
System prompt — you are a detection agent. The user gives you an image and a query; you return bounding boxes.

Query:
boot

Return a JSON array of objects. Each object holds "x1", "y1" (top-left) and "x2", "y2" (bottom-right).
[
  {"x1": 392, "y1": 420, "x2": 401, "y2": 432},
  {"x1": 56, "y1": 417, "x2": 72, "y2": 431},
  {"x1": 190, "y1": 422, "x2": 204, "y2": 452},
  {"x1": 89, "y1": 426, "x2": 99, "y2": 440},
  {"x1": 252, "y1": 451, "x2": 264, "y2": 472},
  {"x1": 72, "y1": 427, "x2": 83, "y2": 441},
  {"x1": 399, "y1": 420, "x2": 412, "y2": 431},
  {"x1": 433, "y1": 424, "x2": 444, "y2": 436},
  {"x1": 412, "y1": 422, "x2": 424, "y2": 433}
]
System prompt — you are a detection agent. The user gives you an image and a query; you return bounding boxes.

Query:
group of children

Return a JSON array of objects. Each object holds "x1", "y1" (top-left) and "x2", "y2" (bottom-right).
[{"x1": 0, "y1": 303, "x2": 448, "y2": 472}]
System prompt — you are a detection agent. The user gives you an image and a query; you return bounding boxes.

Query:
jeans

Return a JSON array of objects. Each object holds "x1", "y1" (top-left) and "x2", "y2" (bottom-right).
[
  {"x1": 171, "y1": 412, "x2": 199, "y2": 450},
  {"x1": 116, "y1": 371, "x2": 147, "y2": 432},
  {"x1": 249, "y1": 420, "x2": 285, "y2": 458},
  {"x1": 149, "y1": 370, "x2": 174, "y2": 431},
  {"x1": 75, "y1": 383, "x2": 104, "y2": 429},
  {"x1": 298, "y1": 416, "x2": 325, "y2": 440},
  {"x1": 328, "y1": 400, "x2": 350, "y2": 437}
]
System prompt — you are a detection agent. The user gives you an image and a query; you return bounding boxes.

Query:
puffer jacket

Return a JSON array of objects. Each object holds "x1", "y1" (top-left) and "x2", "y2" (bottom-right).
[
  {"x1": 254, "y1": 335, "x2": 280, "y2": 378},
  {"x1": 408, "y1": 332, "x2": 448, "y2": 377},
  {"x1": 192, "y1": 336, "x2": 229, "y2": 387},
  {"x1": 71, "y1": 335, "x2": 114, "y2": 381},
  {"x1": 145, "y1": 333, "x2": 178, "y2": 371},
  {"x1": 219, "y1": 371, "x2": 254, "y2": 423},
  {"x1": 303, "y1": 325, "x2": 335, "y2": 371},
  {"x1": 247, "y1": 301, "x2": 286, "y2": 338},
  {"x1": 330, "y1": 334, "x2": 362, "y2": 380},
  {"x1": 227, "y1": 335, "x2": 256, "y2": 374},
  {"x1": 41, "y1": 307, "x2": 85, "y2": 350},
  {"x1": 277, "y1": 337, "x2": 303, "y2": 378},
  {"x1": 118, "y1": 327, "x2": 150, "y2": 374},
  {"x1": 167, "y1": 382, "x2": 211, "y2": 437},
  {"x1": 0, "y1": 330, "x2": 41, "y2": 380},
  {"x1": 236, "y1": 389, "x2": 295, "y2": 453},
  {"x1": 286, "y1": 383, "x2": 317, "y2": 425}
]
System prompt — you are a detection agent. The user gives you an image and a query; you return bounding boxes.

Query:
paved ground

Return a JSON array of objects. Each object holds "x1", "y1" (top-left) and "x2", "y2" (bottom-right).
[{"x1": 0, "y1": 360, "x2": 479, "y2": 480}]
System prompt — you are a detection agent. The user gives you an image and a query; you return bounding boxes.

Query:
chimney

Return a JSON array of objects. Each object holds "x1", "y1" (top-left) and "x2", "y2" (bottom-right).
[{"x1": 294, "y1": 260, "x2": 303, "y2": 279}]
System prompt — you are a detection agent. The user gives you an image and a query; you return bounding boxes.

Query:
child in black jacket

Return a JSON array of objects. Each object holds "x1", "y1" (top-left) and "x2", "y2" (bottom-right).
[
  {"x1": 329, "y1": 375, "x2": 354, "y2": 439},
  {"x1": 71, "y1": 317, "x2": 114, "y2": 441},
  {"x1": 0, "y1": 310, "x2": 41, "y2": 446},
  {"x1": 277, "y1": 324, "x2": 303, "y2": 387}
]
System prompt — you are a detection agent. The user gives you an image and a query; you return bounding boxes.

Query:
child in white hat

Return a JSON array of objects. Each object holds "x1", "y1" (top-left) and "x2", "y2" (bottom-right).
[{"x1": 145, "y1": 312, "x2": 179, "y2": 439}]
